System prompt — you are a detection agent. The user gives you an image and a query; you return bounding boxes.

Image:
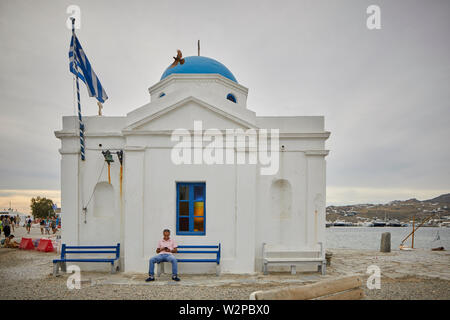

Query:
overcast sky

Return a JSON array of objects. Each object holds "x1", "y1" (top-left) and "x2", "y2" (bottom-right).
[{"x1": 1, "y1": 0, "x2": 449, "y2": 212}]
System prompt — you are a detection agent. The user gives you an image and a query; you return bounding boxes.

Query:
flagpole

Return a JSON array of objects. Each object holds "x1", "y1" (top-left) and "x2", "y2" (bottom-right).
[{"x1": 71, "y1": 17, "x2": 85, "y2": 161}]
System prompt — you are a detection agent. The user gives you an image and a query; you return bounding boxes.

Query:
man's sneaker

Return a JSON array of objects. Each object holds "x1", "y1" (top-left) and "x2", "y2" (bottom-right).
[
  {"x1": 172, "y1": 275, "x2": 180, "y2": 281},
  {"x1": 145, "y1": 276, "x2": 155, "y2": 282}
]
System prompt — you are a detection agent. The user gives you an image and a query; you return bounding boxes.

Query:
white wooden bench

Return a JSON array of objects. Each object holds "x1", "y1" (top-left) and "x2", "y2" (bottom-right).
[{"x1": 262, "y1": 242, "x2": 326, "y2": 275}]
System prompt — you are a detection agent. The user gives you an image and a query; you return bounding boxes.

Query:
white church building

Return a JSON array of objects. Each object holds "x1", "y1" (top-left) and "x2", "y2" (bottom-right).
[{"x1": 55, "y1": 55, "x2": 330, "y2": 274}]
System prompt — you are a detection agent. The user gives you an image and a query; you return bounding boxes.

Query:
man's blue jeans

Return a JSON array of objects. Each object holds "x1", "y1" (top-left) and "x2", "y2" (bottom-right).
[{"x1": 149, "y1": 254, "x2": 178, "y2": 276}]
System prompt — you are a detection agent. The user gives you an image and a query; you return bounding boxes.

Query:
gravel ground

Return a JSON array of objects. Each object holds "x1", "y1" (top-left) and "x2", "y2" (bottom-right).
[
  {"x1": 1, "y1": 277, "x2": 285, "y2": 300},
  {"x1": 363, "y1": 276, "x2": 450, "y2": 300},
  {"x1": 1, "y1": 240, "x2": 449, "y2": 300},
  {"x1": 0, "y1": 248, "x2": 307, "y2": 300}
]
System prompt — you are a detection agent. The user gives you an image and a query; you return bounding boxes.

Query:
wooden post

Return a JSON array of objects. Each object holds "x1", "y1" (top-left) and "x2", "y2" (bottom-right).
[
  {"x1": 108, "y1": 163, "x2": 111, "y2": 184},
  {"x1": 412, "y1": 215, "x2": 415, "y2": 249},
  {"x1": 380, "y1": 232, "x2": 391, "y2": 252},
  {"x1": 250, "y1": 275, "x2": 363, "y2": 300},
  {"x1": 315, "y1": 288, "x2": 364, "y2": 300}
]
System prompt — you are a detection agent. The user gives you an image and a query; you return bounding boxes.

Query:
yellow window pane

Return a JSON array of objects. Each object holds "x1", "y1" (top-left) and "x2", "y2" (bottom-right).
[
  {"x1": 194, "y1": 202, "x2": 204, "y2": 216},
  {"x1": 194, "y1": 217, "x2": 204, "y2": 232}
]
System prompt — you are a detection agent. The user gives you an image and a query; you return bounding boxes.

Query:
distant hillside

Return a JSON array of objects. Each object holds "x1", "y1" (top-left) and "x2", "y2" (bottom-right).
[
  {"x1": 326, "y1": 193, "x2": 450, "y2": 223},
  {"x1": 424, "y1": 193, "x2": 450, "y2": 203}
]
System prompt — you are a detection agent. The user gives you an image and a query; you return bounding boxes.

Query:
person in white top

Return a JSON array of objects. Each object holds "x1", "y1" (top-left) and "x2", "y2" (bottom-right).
[{"x1": 25, "y1": 216, "x2": 32, "y2": 234}]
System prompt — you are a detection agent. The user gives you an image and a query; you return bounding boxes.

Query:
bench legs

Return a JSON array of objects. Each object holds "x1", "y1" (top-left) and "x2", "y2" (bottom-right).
[
  {"x1": 318, "y1": 262, "x2": 326, "y2": 275},
  {"x1": 54, "y1": 261, "x2": 120, "y2": 276},
  {"x1": 290, "y1": 265, "x2": 296, "y2": 275},
  {"x1": 53, "y1": 262, "x2": 59, "y2": 277},
  {"x1": 110, "y1": 260, "x2": 120, "y2": 274},
  {"x1": 263, "y1": 262, "x2": 326, "y2": 275},
  {"x1": 157, "y1": 262, "x2": 220, "y2": 276},
  {"x1": 156, "y1": 262, "x2": 221, "y2": 276},
  {"x1": 216, "y1": 264, "x2": 221, "y2": 276},
  {"x1": 157, "y1": 262, "x2": 164, "y2": 277},
  {"x1": 53, "y1": 262, "x2": 66, "y2": 277}
]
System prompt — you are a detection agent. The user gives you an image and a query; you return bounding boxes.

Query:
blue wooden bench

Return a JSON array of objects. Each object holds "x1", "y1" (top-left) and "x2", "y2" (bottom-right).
[
  {"x1": 53, "y1": 243, "x2": 120, "y2": 276},
  {"x1": 157, "y1": 243, "x2": 221, "y2": 276}
]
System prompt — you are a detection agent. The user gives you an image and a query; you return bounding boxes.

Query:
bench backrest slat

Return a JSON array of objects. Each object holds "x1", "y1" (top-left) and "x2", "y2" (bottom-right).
[
  {"x1": 65, "y1": 246, "x2": 118, "y2": 249},
  {"x1": 262, "y1": 242, "x2": 324, "y2": 260},
  {"x1": 176, "y1": 250, "x2": 218, "y2": 254},
  {"x1": 61, "y1": 243, "x2": 120, "y2": 260},
  {"x1": 175, "y1": 243, "x2": 221, "y2": 264},
  {"x1": 64, "y1": 250, "x2": 117, "y2": 254},
  {"x1": 178, "y1": 245, "x2": 218, "y2": 248}
]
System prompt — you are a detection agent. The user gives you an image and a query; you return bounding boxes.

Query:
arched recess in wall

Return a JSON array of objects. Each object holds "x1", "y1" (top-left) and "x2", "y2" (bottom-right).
[
  {"x1": 93, "y1": 182, "x2": 115, "y2": 218},
  {"x1": 270, "y1": 179, "x2": 292, "y2": 219}
]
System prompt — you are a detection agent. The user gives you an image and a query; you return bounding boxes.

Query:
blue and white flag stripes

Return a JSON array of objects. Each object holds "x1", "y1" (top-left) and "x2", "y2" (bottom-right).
[{"x1": 69, "y1": 34, "x2": 108, "y2": 103}]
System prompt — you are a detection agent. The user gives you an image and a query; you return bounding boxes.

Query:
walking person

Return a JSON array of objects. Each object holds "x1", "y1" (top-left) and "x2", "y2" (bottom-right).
[
  {"x1": 3, "y1": 217, "x2": 11, "y2": 238},
  {"x1": 11, "y1": 216, "x2": 15, "y2": 233},
  {"x1": 51, "y1": 217, "x2": 57, "y2": 234},
  {"x1": 40, "y1": 219, "x2": 45, "y2": 235},
  {"x1": 25, "y1": 216, "x2": 32, "y2": 234},
  {"x1": 146, "y1": 229, "x2": 180, "y2": 282},
  {"x1": 44, "y1": 218, "x2": 50, "y2": 235}
]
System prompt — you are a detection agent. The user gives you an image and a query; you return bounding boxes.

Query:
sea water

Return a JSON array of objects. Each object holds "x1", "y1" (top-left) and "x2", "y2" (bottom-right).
[{"x1": 326, "y1": 226, "x2": 450, "y2": 250}]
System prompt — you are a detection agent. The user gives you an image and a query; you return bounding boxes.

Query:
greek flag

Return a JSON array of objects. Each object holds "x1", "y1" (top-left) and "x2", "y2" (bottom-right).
[{"x1": 69, "y1": 34, "x2": 108, "y2": 103}]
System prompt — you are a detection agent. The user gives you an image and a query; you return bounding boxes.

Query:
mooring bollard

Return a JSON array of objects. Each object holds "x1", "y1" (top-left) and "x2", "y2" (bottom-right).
[
  {"x1": 380, "y1": 232, "x2": 391, "y2": 252},
  {"x1": 325, "y1": 251, "x2": 333, "y2": 266}
]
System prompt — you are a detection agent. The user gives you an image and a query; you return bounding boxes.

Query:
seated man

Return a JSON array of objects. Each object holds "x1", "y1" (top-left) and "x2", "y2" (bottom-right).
[
  {"x1": 4, "y1": 235, "x2": 19, "y2": 248},
  {"x1": 146, "y1": 229, "x2": 180, "y2": 282}
]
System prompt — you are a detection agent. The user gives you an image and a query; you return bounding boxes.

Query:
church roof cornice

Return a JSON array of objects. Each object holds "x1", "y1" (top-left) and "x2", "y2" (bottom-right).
[{"x1": 148, "y1": 73, "x2": 249, "y2": 96}]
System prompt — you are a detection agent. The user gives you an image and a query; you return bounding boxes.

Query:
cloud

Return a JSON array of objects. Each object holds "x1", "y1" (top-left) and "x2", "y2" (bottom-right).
[
  {"x1": 1, "y1": 0, "x2": 449, "y2": 204},
  {"x1": 0, "y1": 189, "x2": 61, "y2": 213}
]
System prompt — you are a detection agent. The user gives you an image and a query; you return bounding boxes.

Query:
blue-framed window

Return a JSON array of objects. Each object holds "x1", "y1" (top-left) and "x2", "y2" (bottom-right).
[
  {"x1": 226, "y1": 93, "x2": 237, "y2": 103},
  {"x1": 176, "y1": 182, "x2": 206, "y2": 235}
]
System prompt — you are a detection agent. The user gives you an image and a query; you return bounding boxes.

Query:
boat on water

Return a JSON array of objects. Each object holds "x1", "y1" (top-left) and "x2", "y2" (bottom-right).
[
  {"x1": 333, "y1": 220, "x2": 346, "y2": 227},
  {"x1": 386, "y1": 220, "x2": 402, "y2": 227},
  {"x1": 362, "y1": 221, "x2": 374, "y2": 227},
  {"x1": 333, "y1": 220, "x2": 353, "y2": 227},
  {"x1": 372, "y1": 220, "x2": 386, "y2": 227}
]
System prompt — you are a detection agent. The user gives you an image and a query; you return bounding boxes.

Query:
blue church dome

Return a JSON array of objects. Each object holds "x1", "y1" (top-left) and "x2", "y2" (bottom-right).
[{"x1": 160, "y1": 56, "x2": 237, "y2": 83}]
